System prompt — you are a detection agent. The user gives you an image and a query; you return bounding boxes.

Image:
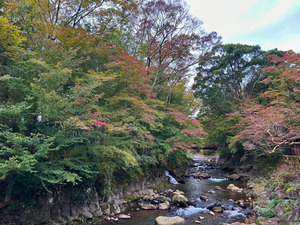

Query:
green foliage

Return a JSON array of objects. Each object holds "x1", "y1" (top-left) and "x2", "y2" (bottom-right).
[
  {"x1": 0, "y1": 0, "x2": 207, "y2": 210},
  {"x1": 258, "y1": 207, "x2": 278, "y2": 218},
  {"x1": 268, "y1": 197, "x2": 281, "y2": 208}
]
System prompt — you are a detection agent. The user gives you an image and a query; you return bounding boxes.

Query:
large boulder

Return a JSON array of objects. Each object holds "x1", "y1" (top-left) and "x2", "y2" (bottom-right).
[
  {"x1": 194, "y1": 171, "x2": 210, "y2": 179},
  {"x1": 225, "y1": 174, "x2": 242, "y2": 180},
  {"x1": 141, "y1": 203, "x2": 157, "y2": 210},
  {"x1": 118, "y1": 214, "x2": 131, "y2": 219},
  {"x1": 227, "y1": 184, "x2": 243, "y2": 193},
  {"x1": 158, "y1": 202, "x2": 170, "y2": 210},
  {"x1": 155, "y1": 216, "x2": 186, "y2": 225},
  {"x1": 172, "y1": 194, "x2": 189, "y2": 207},
  {"x1": 152, "y1": 196, "x2": 170, "y2": 204}
]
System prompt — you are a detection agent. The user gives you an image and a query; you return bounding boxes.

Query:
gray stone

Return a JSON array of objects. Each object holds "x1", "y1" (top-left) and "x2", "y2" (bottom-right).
[
  {"x1": 287, "y1": 187, "x2": 300, "y2": 200},
  {"x1": 212, "y1": 206, "x2": 223, "y2": 213},
  {"x1": 155, "y1": 216, "x2": 186, "y2": 225},
  {"x1": 172, "y1": 194, "x2": 188, "y2": 203},
  {"x1": 112, "y1": 204, "x2": 121, "y2": 214},
  {"x1": 152, "y1": 196, "x2": 171, "y2": 204},
  {"x1": 143, "y1": 194, "x2": 153, "y2": 201},
  {"x1": 103, "y1": 204, "x2": 111, "y2": 215},
  {"x1": 173, "y1": 190, "x2": 185, "y2": 195},
  {"x1": 194, "y1": 171, "x2": 210, "y2": 179},
  {"x1": 158, "y1": 202, "x2": 170, "y2": 210},
  {"x1": 225, "y1": 174, "x2": 241, "y2": 180},
  {"x1": 172, "y1": 194, "x2": 189, "y2": 207},
  {"x1": 208, "y1": 211, "x2": 215, "y2": 216},
  {"x1": 66, "y1": 215, "x2": 75, "y2": 223},
  {"x1": 50, "y1": 205, "x2": 62, "y2": 221},
  {"x1": 89, "y1": 203, "x2": 99, "y2": 214},
  {"x1": 118, "y1": 214, "x2": 131, "y2": 219},
  {"x1": 200, "y1": 196, "x2": 209, "y2": 201},
  {"x1": 89, "y1": 202, "x2": 103, "y2": 217},
  {"x1": 70, "y1": 206, "x2": 81, "y2": 218},
  {"x1": 145, "y1": 188, "x2": 155, "y2": 196},
  {"x1": 36, "y1": 205, "x2": 51, "y2": 224},
  {"x1": 60, "y1": 204, "x2": 70, "y2": 218},
  {"x1": 19, "y1": 207, "x2": 37, "y2": 225},
  {"x1": 227, "y1": 184, "x2": 243, "y2": 193},
  {"x1": 81, "y1": 208, "x2": 93, "y2": 219},
  {"x1": 94, "y1": 208, "x2": 103, "y2": 217},
  {"x1": 141, "y1": 203, "x2": 157, "y2": 210}
]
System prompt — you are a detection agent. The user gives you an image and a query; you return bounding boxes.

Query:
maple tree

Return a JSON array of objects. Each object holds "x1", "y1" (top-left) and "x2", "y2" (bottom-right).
[{"x1": 230, "y1": 51, "x2": 300, "y2": 155}]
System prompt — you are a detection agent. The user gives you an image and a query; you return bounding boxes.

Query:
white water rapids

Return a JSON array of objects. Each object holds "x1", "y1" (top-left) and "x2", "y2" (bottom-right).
[{"x1": 165, "y1": 170, "x2": 179, "y2": 184}]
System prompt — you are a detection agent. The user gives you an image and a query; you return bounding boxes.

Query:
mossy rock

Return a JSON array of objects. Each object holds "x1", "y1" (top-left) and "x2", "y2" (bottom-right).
[{"x1": 285, "y1": 187, "x2": 295, "y2": 194}]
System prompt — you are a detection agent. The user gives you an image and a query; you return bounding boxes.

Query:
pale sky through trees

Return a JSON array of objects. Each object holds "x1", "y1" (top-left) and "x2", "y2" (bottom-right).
[{"x1": 186, "y1": 0, "x2": 300, "y2": 52}]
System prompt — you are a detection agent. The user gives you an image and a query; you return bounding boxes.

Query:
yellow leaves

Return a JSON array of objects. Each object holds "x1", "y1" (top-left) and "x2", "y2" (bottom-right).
[
  {"x1": 0, "y1": 16, "x2": 24, "y2": 60},
  {"x1": 56, "y1": 27, "x2": 96, "y2": 50},
  {"x1": 39, "y1": 68, "x2": 71, "y2": 92}
]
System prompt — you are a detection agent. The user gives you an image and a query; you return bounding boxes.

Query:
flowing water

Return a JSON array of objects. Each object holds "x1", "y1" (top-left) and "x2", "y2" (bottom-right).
[{"x1": 102, "y1": 158, "x2": 251, "y2": 225}]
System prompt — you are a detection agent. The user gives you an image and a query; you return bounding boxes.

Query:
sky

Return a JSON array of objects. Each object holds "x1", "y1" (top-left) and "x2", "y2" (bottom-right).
[{"x1": 185, "y1": 0, "x2": 300, "y2": 52}]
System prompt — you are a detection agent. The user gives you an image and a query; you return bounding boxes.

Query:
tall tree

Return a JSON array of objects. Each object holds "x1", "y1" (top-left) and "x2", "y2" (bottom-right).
[
  {"x1": 135, "y1": 0, "x2": 220, "y2": 102},
  {"x1": 230, "y1": 51, "x2": 300, "y2": 155},
  {"x1": 193, "y1": 44, "x2": 266, "y2": 117},
  {"x1": 5, "y1": 0, "x2": 137, "y2": 48}
]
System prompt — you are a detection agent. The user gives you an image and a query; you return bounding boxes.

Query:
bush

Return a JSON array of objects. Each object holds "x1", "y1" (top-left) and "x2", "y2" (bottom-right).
[{"x1": 258, "y1": 207, "x2": 278, "y2": 218}]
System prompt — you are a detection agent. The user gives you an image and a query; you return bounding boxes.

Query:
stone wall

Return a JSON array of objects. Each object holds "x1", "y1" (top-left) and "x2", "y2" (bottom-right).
[{"x1": 1, "y1": 176, "x2": 168, "y2": 225}]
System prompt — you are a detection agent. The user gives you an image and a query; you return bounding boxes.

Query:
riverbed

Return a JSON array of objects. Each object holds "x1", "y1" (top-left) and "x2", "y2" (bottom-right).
[{"x1": 100, "y1": 157, "x2": 252, "y2": 225}]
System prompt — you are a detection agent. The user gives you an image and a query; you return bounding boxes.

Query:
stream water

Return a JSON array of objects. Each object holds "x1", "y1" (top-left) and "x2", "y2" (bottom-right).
[{"x1": 101, "y1": 158, "x2": 251, "y2": 225}]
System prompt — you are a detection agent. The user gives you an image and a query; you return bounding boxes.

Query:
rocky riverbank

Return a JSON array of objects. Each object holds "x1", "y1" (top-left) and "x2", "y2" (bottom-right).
[
  {"x1": 211, "y1": 154, "x2": 300, "y2": 225},
  {"x1": 246, "y1": 157, "x2": 300, "y2": 225},
  {"x1": 0, "y1": 176, "x2": 172, "y2": 225},
  {"x1": 4, "y1": 154, "x2": 295, "y2": 225}
]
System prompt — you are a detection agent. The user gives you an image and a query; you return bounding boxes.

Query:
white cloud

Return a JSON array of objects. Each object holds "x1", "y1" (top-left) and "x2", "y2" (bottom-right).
[
  {"x1": 186, "y1": 0, "x2": 260, "y2": 40},
  {"x1": 185, "y1": 0, "x2": 300, "y2": 46},
  {"x1": 263, "y1": 36, "x2": 300, "y2": 52},
  {"x1": 246, "y1": 0, "x2": 300, "y2": 32}
]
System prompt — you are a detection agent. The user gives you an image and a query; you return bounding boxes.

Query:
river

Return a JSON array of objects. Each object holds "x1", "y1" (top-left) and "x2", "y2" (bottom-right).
[{"x1": 101, "y1": 157, "x2": 252, "y2": 225}]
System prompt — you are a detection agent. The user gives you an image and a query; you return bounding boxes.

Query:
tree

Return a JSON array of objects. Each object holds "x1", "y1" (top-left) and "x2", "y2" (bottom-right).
[
  {"x1": 135, "y1": 0, "x2": 220, "y2": 102},
  {"x1": 0, "y1": 16, "x2": 24, "y2": 67},
  {"x1": 193, "y1": 44, "x2": 266, "y2": 117},
  {"x1": 5, "y1": 0, "x2": 137, "y2": 48},
  {"x1": 230, "y1": 51, "x2": 300, "y2": 154}
]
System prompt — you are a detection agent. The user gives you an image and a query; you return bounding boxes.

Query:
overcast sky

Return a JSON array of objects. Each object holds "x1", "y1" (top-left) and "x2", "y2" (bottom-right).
[{"x1": 185, "y1": 0, "x2": 300, "y2": 52}]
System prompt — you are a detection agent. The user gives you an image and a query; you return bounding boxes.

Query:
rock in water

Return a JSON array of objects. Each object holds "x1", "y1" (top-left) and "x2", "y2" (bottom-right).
[
  {"x1": 212, "y1": 206, "x2": 223, "y2": 213},
  {"x1": 158, "y1": 202, "x2": 170, "y2": 210},
  {"x1": 225, "y1": 174, "x2": 241, "y2": 180},
  {"x1": 155, "y1": 216, "x2": 186, "y2": 225},
  {"x1": 172, "y1": 194, "x2": 189, "y2": 207},
  {"x1": 141, "y1": 203, "x2": 157, "y2": 210},
  {"x1": 227, "y1": 184, "x2": 243, "y2": 193},
  {"x1": 118, "y1": 214, "x2": 131, "y2": 219}
]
